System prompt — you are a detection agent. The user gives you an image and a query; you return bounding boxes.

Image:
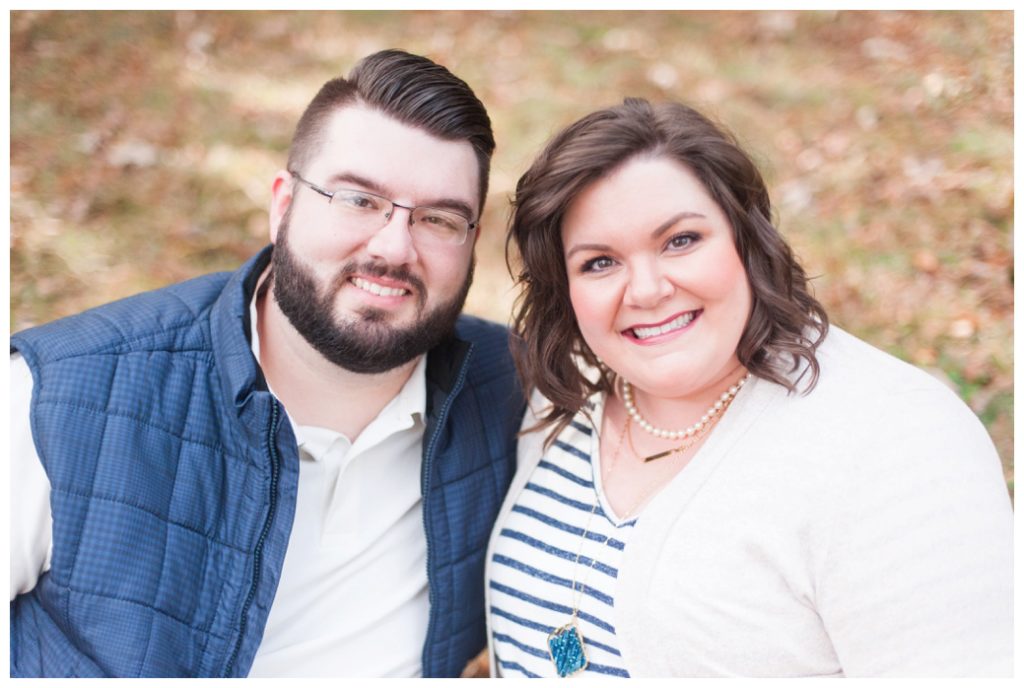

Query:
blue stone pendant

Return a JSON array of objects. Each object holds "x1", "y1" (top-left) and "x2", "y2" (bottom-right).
[{"x1": 548, "y1": 620, "x2": 589, "y2": 677}]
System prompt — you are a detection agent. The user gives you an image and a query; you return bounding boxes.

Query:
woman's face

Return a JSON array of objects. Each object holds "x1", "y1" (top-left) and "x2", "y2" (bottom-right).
[{"x1": 561, "y1": 155, "x2": 752, "y2": 400}]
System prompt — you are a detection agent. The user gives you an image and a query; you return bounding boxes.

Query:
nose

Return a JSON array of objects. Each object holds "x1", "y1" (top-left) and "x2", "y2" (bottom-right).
[
  {"x1": 624, "y1": 260, "x2": 673, "y2": 309},
  {"x1": 365, "y1": 206, "x2": 419, "y2": 266}
]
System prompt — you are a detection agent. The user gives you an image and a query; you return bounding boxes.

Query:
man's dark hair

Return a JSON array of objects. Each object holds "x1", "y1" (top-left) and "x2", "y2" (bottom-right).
[
  {"x1": 287, "y1": 49, "x2": 495, "y2": 216},
  {"x1": 507, "y1": 97, "x2": 829, "y2": 440}
]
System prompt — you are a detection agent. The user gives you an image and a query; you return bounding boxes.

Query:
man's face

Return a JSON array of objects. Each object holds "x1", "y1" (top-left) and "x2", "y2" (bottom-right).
[{"x1": 269, "y1": 104, "x2": 480, "y2": 374}]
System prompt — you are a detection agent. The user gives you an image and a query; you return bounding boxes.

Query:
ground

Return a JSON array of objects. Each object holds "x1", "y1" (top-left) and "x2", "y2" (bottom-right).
[{"x1": 10, "y1": 10, "x2": 1013, "y2": 491}]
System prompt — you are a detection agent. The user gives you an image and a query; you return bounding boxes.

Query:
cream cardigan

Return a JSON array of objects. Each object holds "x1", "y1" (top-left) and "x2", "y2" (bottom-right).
[{"x1": 484, "y1": 327, "x2": 1013, "y2": 677}]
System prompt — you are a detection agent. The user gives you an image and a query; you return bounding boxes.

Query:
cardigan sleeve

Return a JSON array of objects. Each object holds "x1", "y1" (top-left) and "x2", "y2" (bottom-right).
[{"x1": 812, "y1": 383, "x2": 1013, "y2": 676}]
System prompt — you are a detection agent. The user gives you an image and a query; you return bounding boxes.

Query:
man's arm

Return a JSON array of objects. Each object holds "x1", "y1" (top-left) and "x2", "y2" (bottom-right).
[{"x1": 10, "y1": 354, "x2": 53, "y2": 599}]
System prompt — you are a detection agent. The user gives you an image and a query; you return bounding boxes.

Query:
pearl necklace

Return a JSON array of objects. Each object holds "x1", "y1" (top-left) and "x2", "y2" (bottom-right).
[{"x1": 621, "y1": 373, "x2": 751, "y2": 440}]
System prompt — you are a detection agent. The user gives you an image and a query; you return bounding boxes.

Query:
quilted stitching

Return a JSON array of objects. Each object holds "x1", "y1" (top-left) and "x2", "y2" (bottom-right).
[
  {"x1": 12, "y1": 255, "x2": 278, "y2": 677},
  {"x1": 11, "y1": 249, "x2": 525, "y2": 677}
]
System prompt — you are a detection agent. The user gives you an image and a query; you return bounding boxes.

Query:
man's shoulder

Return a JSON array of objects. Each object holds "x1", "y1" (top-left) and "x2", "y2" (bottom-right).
[
  {"x1": 454, "y1": 314, "x2": 509, "y2": 345},
  {"x1": 450, "y1": 315, "x2": 523, "y2": 397},
  {"x1": 12, "y1": 271, "x2": 235, "y2": 363},
  {"x1": 455, "y1": 315, "x2": 514, "y2": 367}
]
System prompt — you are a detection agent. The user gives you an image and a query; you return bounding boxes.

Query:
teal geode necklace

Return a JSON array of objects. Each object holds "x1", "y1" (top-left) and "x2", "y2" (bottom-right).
[
  {"x1": 547, "y1": 381, "x2": 738, "y2": 677},
  {"x1": 546, "y1": 500, "x2": 602, "y2": 678}
]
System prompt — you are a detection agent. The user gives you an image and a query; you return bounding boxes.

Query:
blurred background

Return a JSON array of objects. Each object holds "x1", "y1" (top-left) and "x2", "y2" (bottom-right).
[{"x1": 9, "y1": 10, "x2": 1013, "y2": 491}]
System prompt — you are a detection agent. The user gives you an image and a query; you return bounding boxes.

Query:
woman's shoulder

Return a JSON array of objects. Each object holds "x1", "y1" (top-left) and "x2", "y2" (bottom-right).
[
  {"x1": 766, "y1": 325, "x2": 1001, "y2": 473},
  {"x1": 738, "y1": 327, "x2": 1008, "y2": 529},
  {"x1": 809, "y1": 325, "x2": 971, "y2": 415},
  {"x1": 743, "y1": 324, "x2": 998, "y2": 469}
]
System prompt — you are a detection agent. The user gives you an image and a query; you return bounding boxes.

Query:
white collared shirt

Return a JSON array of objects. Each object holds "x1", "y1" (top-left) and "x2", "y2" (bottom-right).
[
  {"x1": 10, "y1": 294, "x2": 431, "y2": 677},
  {"x1": 246, "y1": 297, "x2": 430, "y2": 677}
]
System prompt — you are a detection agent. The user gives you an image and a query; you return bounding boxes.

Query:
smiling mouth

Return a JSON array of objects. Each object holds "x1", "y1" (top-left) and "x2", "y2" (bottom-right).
[
  {"x1": 627, "y1": 310, "x2": 701, "y2": 340},
  {"x1": 351, "y1": 276, "x2": 409, "y2": 298}
]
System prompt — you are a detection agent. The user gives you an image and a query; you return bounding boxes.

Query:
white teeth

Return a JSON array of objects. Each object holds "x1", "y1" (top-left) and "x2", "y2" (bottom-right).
[
  {"x1": 632, "y1": 312, "x2": 695, "y2": 340},
  {"x1": 351, "y1": 277, "x2": 407, "y2": 297}
]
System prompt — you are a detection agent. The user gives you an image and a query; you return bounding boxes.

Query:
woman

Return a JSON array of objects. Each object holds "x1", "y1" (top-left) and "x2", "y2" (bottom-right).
[{"x1": 484, "y1": 98, "x2": 1012, "y2": 677}]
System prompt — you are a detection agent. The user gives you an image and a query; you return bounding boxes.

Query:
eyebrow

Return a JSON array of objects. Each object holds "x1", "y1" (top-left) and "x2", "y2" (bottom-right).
[
  {"x1": 564, "y1": 211, "x2": 706, "y2": 260},
  {"x1": 324, "y1": 172, "x2": 476, "y2": 220}
]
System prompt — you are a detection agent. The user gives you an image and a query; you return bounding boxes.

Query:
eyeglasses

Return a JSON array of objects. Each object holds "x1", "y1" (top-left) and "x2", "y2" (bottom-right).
[{"x1": 290, "y1": 172, "x2": 477, "y2": 247}]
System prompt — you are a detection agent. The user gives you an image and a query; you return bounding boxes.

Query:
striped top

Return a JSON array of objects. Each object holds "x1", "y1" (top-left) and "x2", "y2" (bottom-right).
[{"x1": 489, "y1": 401, "x2": 635, "y2": 678}]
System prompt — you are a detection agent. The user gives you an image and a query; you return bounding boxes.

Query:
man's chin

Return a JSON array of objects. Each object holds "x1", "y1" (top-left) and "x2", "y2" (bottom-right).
[
  {"x1": 349, "y1": 306, "x2": 404, "y2": 326},
  {"x1": 312, "y1": 320, "x2": 440, "y2": 374}
]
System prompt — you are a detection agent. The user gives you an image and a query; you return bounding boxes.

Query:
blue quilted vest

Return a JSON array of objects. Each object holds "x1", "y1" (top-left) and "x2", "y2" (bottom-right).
[{"x1": 10, "y1": 247, "x2": 524, "y2": 677}]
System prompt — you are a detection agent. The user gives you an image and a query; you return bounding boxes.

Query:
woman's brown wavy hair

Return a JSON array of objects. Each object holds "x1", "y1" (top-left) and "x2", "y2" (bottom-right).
[{"x1": 506, "y1": 98, "x2": 829, "y2": 440}]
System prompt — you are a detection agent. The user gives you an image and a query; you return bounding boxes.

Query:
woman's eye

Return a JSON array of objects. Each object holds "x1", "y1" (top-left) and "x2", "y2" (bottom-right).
[
  {"x1": 667, "y1": 233, "x2": 697, "y2": 250},
  {"x1": 581, "y1": 256, "x2": 615, "y2": 273}
]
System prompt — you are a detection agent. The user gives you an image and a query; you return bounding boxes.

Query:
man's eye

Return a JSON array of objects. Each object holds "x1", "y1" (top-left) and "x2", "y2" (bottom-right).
[
  {"x1": 417, "y1": 211, "x2": 463, "y2": 235},
  {"x1": 422, "y1": 213, "x2": 458, "y2": 229},
  {"x1": 336, "y1": 191, "x2": 380, "y2": 211}
]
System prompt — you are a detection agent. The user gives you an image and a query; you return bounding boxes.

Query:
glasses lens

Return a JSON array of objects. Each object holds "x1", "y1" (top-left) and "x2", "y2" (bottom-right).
[
  {"x1": 331, "y1": 189, "x2": 387, "y2": 214},
  {"x1": 323, "y1": 187, "x2": 471, "y2": 245},
  {"x1": 328, "y1": 189, "x2": 391, "y2": 232},
  {"x1": 412, "y1": 208, "x2": 469, "y2": 245}
]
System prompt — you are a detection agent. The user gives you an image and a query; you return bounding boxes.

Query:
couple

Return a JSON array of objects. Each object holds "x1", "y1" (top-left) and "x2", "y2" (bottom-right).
[{"x1": 10, "y1": 50, "x2": 1012, "y2": 678}]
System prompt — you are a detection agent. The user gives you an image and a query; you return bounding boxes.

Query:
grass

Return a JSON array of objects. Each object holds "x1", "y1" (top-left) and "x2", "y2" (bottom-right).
[{"x1": 9, "y1": 9, "x2": 1013, "y2": 488}]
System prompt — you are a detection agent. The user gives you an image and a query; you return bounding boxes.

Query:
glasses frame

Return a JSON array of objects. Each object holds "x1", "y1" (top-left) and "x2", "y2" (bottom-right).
[{"x1": 289, "y1": 171, "x2": 477, "y2": 246}]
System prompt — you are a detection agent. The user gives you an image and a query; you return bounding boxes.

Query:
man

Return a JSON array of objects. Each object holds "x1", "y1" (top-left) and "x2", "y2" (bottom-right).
[{"x1": 10, "y1": 49, "x2": 524, "y2": 678}]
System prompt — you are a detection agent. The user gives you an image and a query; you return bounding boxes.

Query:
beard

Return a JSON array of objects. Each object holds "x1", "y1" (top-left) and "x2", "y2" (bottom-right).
[{"x1": 270, "y1": 216, "x2": 474, "y2": 374}]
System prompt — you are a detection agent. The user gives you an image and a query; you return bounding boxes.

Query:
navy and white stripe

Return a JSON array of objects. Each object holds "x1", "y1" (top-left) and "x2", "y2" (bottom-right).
[{"x1": 490, "y1": 411, "x2": 635, "y2": 678}]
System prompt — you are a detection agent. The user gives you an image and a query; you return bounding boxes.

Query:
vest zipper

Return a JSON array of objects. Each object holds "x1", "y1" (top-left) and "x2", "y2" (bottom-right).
[
  {"x1": 223, "y1": 400, "x2": 281, "y2": 677},
  {"x1": 419, "y1": 346, "x2": 472, "y2": 677}
]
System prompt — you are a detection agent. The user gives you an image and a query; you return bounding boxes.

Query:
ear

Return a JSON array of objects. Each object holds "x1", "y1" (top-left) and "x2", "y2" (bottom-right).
[{"x1": 268, "y1": 170, "x2": 294, "y2": 244}]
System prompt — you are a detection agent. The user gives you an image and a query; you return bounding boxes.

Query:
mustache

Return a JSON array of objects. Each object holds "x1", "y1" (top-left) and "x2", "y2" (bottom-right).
[{"x1": 330, "y1": 260, "x2": 427, "y2": 309}]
